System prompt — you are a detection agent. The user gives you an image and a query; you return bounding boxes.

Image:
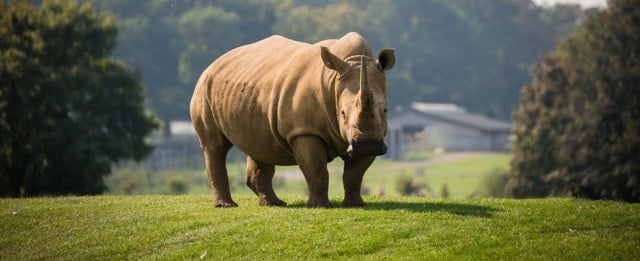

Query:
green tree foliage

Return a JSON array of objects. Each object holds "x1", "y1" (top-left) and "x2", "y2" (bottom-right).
[
  {"x1": 79, "y1": 0, "x2": 585, "y2": 122},
  {"x1": 508, "y1": 55, "x2": 567, "y2": 198},
  {"x1": 363, "y1": 1, "x2": 588, "y2": 119},
  {"x1": 272, "y1": 1, "x2": 365, "y2": 43},
  {"x1": 0, "y1": 1, "x2": 158, "y2": 197},
  {"x1": 85, "y1": 0, "x2": 276, "y2": 124},
  {"x1": 507, "y1": 0, "x2": 640, "y2": 202}
]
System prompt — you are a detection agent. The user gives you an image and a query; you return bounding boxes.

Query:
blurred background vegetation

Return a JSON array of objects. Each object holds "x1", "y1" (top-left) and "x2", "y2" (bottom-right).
[
  {"x1": 79, "y1": 0, "x2": 591, "y2": 123},
  {"x1": 2, "y1": 0, "x2": 638, "y2": 202}
]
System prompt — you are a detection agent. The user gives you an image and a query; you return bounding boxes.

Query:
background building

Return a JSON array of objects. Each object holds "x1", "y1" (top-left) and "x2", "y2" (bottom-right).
[{"x1": 387, "y1": 103, "x2": 512, "y2": 159}]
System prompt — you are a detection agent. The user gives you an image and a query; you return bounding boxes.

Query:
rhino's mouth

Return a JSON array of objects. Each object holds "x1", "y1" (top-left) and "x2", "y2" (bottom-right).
[{"x1": 346, "y1": 139, "x2": 387, "y2": 157}]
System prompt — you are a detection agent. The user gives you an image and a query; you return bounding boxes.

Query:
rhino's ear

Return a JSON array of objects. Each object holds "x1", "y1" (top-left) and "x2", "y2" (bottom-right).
[
  {"x1": 321, "y1": 46, "x2": 350, "y2": 74},
  {"x1": 376, "y1": 48, "x2": 396, "y2": 72}
]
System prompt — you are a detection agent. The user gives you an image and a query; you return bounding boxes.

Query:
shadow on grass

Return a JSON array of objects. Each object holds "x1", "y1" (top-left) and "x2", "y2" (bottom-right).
[
  {"x1": 286, "y1": 200, "x2": 500, "y2": 218},
  {"x1": 364, "y1": 201, "x2": 500, "y2": 217}
]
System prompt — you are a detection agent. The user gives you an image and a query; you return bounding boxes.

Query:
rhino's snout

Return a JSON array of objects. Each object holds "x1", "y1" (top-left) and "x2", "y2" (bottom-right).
[{"x1": 347, "y1": 139, "x2": 387, "y2": 157}]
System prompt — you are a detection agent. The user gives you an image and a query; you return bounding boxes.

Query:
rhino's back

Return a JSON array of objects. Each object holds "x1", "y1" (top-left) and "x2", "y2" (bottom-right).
[
  {"x1": 213, "y1": 36, "x2": 309, "y2": 79},
  {"x1": 194, "y1": 36, "x2": 312, "y2": 165}
]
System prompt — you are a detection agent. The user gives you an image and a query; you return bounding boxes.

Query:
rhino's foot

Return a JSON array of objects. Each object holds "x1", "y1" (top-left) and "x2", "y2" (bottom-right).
[
  {"x1": 305, "y1": 198, "x2": 332, "y2": 208},
  {"x1": 341, "y1": 199, "x2": 367, "y2": 208},
  {"x1": 213, "y1": 199, "x2": 238, "y2": 208},
  {"x1": 259, "y1": 197, "x2": 287, "y2": 207}
]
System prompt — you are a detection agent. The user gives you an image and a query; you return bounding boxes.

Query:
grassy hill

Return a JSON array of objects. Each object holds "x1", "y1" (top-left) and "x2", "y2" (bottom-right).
[{"x1": 1, "y1": 195, "x2": 638, "y2": 260}]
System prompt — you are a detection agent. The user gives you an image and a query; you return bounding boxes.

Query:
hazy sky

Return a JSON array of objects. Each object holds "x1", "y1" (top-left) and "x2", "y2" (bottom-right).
[{"x1": 533, "y1": 0, "x2": 607, "y2": 8}]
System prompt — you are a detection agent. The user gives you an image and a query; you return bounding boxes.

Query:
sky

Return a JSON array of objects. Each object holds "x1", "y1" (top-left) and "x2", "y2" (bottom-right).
[{"x1": 532, "y1": 0, "x2": 607, "y2": 8}]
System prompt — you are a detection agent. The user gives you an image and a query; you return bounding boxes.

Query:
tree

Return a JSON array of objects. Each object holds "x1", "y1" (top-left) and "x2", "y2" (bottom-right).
[
  {"x1": 84, "y1": 0, "x2": 276, "y2": 126},
  {"x1": 506, "y1": 55, "x2": 569, "y2": 197},
  {"x1": 360, "y1": 0, "x2": 584, "y2": 119},
  {"x1": 177, "y1": 5, "x2": 242, "y2": 84},
  {"x1": 0, "y1": 0, "x2": 158, "y2": 197},
  {"x1": 507, "y1": 0, "x2": 640, "y2": 202},
  {"x1": 272, "y1": 1, "x2": 365, "y2": 43}
]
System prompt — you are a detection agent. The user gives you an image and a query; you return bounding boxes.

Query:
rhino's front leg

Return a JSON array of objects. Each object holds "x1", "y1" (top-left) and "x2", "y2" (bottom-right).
[
  {"x1": 292, "y1": 136, "x2": 331, "y2": 208},
  {"x1": 342, "y1": 156, "x2": 375, "y2": 207}
]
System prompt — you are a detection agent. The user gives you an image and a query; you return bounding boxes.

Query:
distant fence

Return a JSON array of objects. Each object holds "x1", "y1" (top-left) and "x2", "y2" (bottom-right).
[
  {"x1": 143, "y1": 135, "x2": 246, "y2": 170},
  {"x1": 146, "y1": 136, "x2": 203, "y2": 170},
  {"x1": 141, "y1": 131, "x2": 438, "y2": 171}
]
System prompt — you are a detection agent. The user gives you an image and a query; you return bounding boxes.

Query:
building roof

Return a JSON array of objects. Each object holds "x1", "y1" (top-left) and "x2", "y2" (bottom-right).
[
  {"x1": 170, "y1": 121, "x2": 196, "y2": 136},
  {"x1": 408, "y1": 102, "x2": 512, "y2": 132},
  {"x1": 411, "y1": 102, "x2": 466, "y2": 114}
]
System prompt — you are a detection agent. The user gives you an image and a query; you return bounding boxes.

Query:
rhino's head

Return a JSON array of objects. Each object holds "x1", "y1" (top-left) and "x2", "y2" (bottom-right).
[{"x1": 321, "y1": 47, "x2": 396, "y2": 158}]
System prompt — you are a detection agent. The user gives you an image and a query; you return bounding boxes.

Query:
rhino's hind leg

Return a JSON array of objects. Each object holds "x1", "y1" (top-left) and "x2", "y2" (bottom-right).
[
  {"x1": 192, "y1": 73, "x2": 238, "y2": 207},
  {"x1": 200, "y1": 136, "x2": 237, "y2": 208},
  {"x1": 292, "y1": 136, "x2": 331, "y2": 208},
  {"x1": 204, "y1": 145, "x2": 237, "y2": 207},
  {"x1": 342, "y1": 157, "x2": 375, "y2": 207},
  {"x1": 245, "y1": 157, "x2": 286, "y2": 206}
]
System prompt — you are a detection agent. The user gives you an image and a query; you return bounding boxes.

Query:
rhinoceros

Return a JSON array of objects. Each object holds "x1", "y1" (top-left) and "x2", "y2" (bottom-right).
[{"x1": 190, "y1": 32, "x2": 395, "y2": 208}]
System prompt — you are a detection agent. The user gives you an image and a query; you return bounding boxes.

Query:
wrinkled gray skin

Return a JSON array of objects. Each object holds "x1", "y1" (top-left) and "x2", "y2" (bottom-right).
[{"x1": 190, "y1": 32, "x2": 395, "y2": 208}]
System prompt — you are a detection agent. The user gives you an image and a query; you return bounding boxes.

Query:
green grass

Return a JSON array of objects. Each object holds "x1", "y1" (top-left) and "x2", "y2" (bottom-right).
[
  {"x1": 107, "y1": 153, "x2": 512, "y2": 199},
  {"x1": 1, "y1": 195, "x2": 638, "y2": 260}
]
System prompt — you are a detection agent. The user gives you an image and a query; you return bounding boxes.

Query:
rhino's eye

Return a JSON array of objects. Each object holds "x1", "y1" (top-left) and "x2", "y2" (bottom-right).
[
  {"x1": 340, "y1": 110, "x2": 346, "y2": 119},
  {"x1": 384, "y1": 108, "x2": 388, "y2": 113}
]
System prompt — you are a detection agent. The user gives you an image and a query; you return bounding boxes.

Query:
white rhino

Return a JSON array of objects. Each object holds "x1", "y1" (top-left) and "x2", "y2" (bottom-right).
[{"x1": 190, "y1": 32, "x2": 395, "y2": 207}]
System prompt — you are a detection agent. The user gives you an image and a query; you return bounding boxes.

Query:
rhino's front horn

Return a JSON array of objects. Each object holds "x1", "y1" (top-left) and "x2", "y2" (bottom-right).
[{"x1": 358, "y1": 55, "x2": 373, "y2": 110}]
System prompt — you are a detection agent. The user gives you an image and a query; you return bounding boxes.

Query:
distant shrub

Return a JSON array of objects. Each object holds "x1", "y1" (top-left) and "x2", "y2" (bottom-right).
[
  {"x1": 119, "y1": 179, "x2": 138, "y2": 195},
  {"x1": 440, "y1": 183, "x2": 450, "y2": 199},
  {"x1": 395, "y1": 172, "x2": 431, "y2": 197},
  {"x1": 481, "y1": 169, "x2": 508, "y2": 198},
  {"x1": 167, "y1": 176, "x2": 188, "y2": 195},
  {"x1": 395, "y1": 173, "x2": 414, "y2": 196}
]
